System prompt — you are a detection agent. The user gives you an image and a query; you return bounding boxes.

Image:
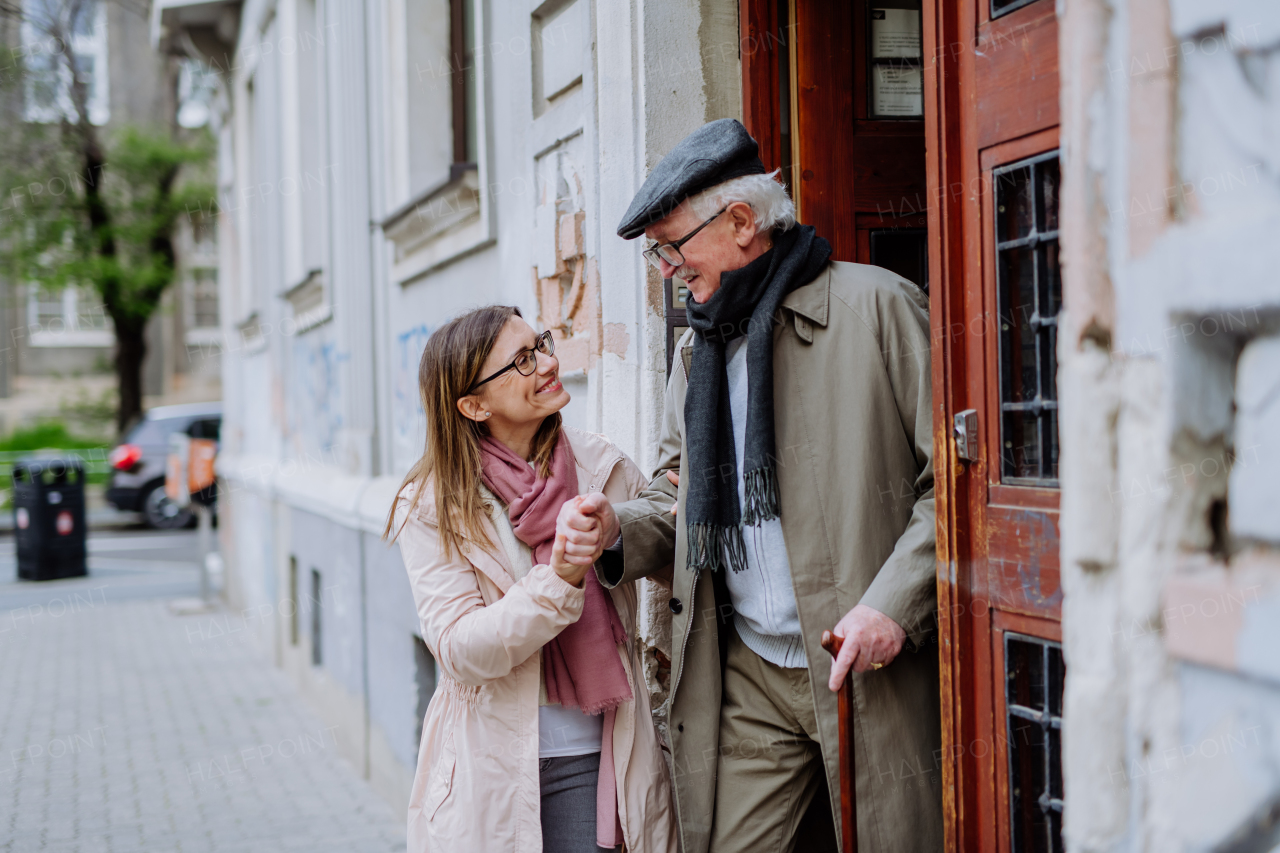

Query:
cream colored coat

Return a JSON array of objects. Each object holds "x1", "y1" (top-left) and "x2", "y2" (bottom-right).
[{"x1": 395, "y1": 426, "x2": 678, "y2": 853}]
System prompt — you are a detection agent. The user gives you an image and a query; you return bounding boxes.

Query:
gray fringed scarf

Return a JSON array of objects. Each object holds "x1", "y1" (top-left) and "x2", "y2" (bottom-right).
[{"x1": 683, "y1": 224, "x2": 831, "y2": 574}]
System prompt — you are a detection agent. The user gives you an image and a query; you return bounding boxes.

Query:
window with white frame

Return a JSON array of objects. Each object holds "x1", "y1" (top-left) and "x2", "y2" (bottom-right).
[
  {"x1": 399, "y1": 0, "x2": 459, "y2": 201},
  {"x1": 185, "y1": 268, "x2": 220, "y2": 345},
  {"x1": 382, "y1": 0, "x2": 489, "y2": 285},
  {"x1": 21, "y1": 0, "x2": 109, "y2": 125},
  {"x1": 177, "y1": 58, "x2": 217, "y2": 129},
  {"x1": 191, "y1": 213, "x2": 217, "y2": 256},
  {"x1": 296, "y1": 0, "x2": 329, "y2": 279},
  {"x1": 26, "y1": 283, "x2": 113, "y2": 347}
]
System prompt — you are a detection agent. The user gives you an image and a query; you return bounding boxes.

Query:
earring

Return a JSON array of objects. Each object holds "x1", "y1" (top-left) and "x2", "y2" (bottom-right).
[{"x1": 485, "y1": 412, "x2": 491, "y2": 417}]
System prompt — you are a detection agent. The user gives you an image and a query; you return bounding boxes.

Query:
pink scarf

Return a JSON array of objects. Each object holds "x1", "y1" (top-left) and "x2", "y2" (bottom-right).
[{"x1": 479, "y1": 430, "x2": 631, "y2": 848}]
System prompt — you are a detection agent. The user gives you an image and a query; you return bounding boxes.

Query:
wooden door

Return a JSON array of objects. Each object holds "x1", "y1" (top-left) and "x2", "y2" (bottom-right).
[
  {"x1": 739, "y1": 0, "x2": 928, "y2": 286},
  {"x1": 742, "y1": 0, "x2": 1066, "y2": 851},
  {"x1": 924, "y1": 0, "x2": 1065, "y2": 851}
]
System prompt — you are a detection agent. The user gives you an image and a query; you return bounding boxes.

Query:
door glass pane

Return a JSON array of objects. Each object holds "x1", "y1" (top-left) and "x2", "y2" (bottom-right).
[
  {"x1": 992, "y1": 0, "x2": 1044, "y2": 20},
  {"x1": 1038, "y1": 159, "x2": 1060, "y2": 233},
  {"x1": 995, "y1": 151, "x2": 1062, "y2": 484},
  {"x1": 1042, "y1": 323, "x2": 1059, "y2": 404},
  {"x1": 1005, "y1": 638, "x2": 1045, "y2": 710},
  {"x1": 1006, "y1": 634, "x2": 1065, "y2": 853},
  {"x1": 996, "y1": 166, "x2": 1034, "y2": 242},
  {"x1": 1009, "y1": 715, "x2": 1049, "y2": 853},
  {"x1": 1049, "y1": 727, "x2": 1063, "y2": 799},
  {"x1": 1002, "y1": 411, "x2": 1041, "y2": 480},
  {"x1": 999, "y1": 248, "x2": 1038, "y2": 404},
  {"x1": 1040, "y1": 242, "x2": 1061, "y2": 317},
  {"x1": 1047, "y1": 646, "x2": 1063, "y2": 715},
  {"x1": 1046, "y1": 410, "x2": 1060, "y2": 480}
]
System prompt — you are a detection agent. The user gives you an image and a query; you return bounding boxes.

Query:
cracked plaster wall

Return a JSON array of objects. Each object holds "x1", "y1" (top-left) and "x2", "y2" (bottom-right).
[{"x1": 1059, "y1": 1, "x2": 1280, "y2": 851}]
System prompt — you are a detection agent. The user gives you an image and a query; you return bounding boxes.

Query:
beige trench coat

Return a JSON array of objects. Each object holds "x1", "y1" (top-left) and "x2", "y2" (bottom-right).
[
  {"x1": 396, "y1": 426, "x2": 678, "y2": 853},
  {"x1": 603, "y1": 261, "x2": 942, "y2": 853}
]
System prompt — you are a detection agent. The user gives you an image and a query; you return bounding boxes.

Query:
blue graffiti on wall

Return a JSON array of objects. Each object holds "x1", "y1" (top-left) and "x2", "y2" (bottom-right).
[
  {"x1": 394, "y1": 324, "x2": 433, "y2": 461},
  {"x1": 294, "y1": 337, "x2": 350, "y2": 452}
]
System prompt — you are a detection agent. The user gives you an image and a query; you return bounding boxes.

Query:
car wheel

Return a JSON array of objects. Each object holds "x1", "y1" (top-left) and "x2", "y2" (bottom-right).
[{"x1": 142, "y1": 483, "x2": 194, "y2": 530}]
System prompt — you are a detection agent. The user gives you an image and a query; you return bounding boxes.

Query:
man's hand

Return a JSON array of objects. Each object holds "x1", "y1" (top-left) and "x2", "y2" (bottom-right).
[
  {"x1": 665, "y1": 470, "x2": 679, "y2": 515},
  {"x1": 555, "y1": 493, "x2": 621, "y2": 566},
  {"x1": 827, "y1": 604, "x2": 907, "y2": 691}
]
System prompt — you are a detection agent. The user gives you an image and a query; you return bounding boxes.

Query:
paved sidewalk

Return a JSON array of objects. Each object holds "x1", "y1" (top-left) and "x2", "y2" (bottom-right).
[{"x1": 0, "y1": 598, "x2": 406, "y2": 853}]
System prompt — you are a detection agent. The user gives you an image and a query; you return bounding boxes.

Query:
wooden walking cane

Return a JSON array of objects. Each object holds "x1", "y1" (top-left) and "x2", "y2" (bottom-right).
[{"x1": 821, "y1": 630, "x2": 858, "y2": 853}]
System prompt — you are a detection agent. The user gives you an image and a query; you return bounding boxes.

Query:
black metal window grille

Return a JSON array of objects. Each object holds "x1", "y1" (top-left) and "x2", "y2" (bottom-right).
[
  {"x1": 310, "y1": 568, "x2": 322, "y2": 667},
  {"x1": 1005, "y1": 633, "x2": 1065, "y2": 853},
  {"x1": 991, "y1": 0, "x2": 1045, "y2": 20},
  {"x1": 288, "y1": 556, "x2": 299, "y2": 646},
  {"x1": 994, "y1": 150, "x2": 1061, "y2": 485}
]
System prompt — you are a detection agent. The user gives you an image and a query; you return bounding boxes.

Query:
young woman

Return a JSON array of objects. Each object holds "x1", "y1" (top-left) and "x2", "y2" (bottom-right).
[{"x1": 386, "y1": 305, "x2": 677, "y2": 853}]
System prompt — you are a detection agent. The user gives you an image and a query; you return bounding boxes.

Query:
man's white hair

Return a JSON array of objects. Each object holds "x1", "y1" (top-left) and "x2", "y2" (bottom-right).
[{"x1": 688, "y1": 170, "x2": 797, "y2": 235}]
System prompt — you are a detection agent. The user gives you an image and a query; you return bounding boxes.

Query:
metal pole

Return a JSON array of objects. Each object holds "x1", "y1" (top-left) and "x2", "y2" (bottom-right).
[{"x1": 197, "y1": 505, "x2": 211, "y2": 602}]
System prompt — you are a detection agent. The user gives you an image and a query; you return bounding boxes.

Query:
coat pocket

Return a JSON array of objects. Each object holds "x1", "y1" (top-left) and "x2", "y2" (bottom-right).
[{"x1": 424, "y1": 732, "x2": 457, "y2": 822}]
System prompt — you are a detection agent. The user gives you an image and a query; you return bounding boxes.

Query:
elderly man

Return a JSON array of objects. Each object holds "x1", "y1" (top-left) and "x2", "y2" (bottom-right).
[{"x1": 558, "y1": 119, "x2": 941, "y2": 853}]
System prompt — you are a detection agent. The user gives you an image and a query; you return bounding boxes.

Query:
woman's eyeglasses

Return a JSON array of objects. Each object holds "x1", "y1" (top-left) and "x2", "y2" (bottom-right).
[{"x1": 468, "y1": 330, "x2": 555, "y2": 393}]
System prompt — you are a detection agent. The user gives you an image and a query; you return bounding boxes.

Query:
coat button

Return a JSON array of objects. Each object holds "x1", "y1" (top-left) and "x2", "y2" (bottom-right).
[
  {"x1": 668, "y1": 598, "x2": 682, "y2": 614},
  {"x1": 677, "y1": 723, "x2": 684, "y2": 732}
]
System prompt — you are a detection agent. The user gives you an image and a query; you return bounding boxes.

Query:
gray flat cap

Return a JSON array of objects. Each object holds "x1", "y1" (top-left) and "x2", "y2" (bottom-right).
[{"x1": 616, "y1": 119, "x2": 766, "y2": 240}]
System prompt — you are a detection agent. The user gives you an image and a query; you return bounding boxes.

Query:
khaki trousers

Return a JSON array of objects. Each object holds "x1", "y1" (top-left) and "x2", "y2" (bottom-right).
[{"x1": 709, "y1": 630, "x2": 829, "y2": 853}]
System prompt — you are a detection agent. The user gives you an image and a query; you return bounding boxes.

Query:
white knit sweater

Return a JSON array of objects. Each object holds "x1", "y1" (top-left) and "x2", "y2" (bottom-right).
[{"x1": 721, "y1": 337, "x2": 808, "y2": 669}]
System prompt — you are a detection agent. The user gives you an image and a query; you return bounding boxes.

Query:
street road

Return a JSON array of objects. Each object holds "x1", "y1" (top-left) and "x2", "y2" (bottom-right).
[{"x1": 0, "y1": 528, "x2": 406, "y2": 853}]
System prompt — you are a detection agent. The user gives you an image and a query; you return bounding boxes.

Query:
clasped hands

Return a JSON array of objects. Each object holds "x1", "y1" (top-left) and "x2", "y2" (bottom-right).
[
  {"x1": 550, "y1": 493, "x2": 621, "y2": 587},
  {"x1": 549, "y1": 472, "x2": 906, "y2": 690}
]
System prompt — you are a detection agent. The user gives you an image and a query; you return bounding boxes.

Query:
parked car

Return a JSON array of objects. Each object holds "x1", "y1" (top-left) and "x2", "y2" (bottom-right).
[{"x1": 105, "y1": 402, "x2": 222, "y2": 529}]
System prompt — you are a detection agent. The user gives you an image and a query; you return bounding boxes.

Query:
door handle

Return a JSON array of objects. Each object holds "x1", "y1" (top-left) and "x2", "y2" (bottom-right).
[{"x1": 954, "y1": 409, "x2": 978, "y2": 463}]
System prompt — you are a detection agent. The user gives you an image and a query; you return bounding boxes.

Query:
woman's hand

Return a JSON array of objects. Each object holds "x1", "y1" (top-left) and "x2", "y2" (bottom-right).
[
  {"x1": 551, "y1": 496, "x2": 601, "y2": 587},
  {"x1": 550, "y1": 528, "x2": 591, "y2": 587}
]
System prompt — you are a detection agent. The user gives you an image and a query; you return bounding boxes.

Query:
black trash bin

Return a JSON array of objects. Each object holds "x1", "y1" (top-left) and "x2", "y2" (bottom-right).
[{"x1": 13, "y1": 457, "x2": 88, "y2": 581}]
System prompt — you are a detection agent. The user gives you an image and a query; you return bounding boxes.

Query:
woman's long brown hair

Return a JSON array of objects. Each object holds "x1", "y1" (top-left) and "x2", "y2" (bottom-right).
[{"x1": 383, "y1": 305, "x2": 562, "y2": 558}]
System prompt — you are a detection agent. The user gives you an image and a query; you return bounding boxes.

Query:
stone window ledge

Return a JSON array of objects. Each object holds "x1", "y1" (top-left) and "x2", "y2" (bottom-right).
[
  {"x1": 235, "y1": 311, "x2": 269, "y2": 355},
  {"x1": 381, "y1": 165, "x2": 493, "y2": 285},
  {"x1": 185, "y1": 327, "x2": 223, "y2": 347},
  {"x1": 30, "y1": 330, "x2": 114, "y2": 348},
  {"x1": 280, "y1": 269, "x2": 332, "y2": 334}
]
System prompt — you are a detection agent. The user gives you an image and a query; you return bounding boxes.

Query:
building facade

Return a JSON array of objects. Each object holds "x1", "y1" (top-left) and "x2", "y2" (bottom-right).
[
  {"x1": 157, "y1": 0, "x2": 1280, "y2": 850},
  {"x1": 155, "y1": 0, "x2": 735, "y2": 817}
]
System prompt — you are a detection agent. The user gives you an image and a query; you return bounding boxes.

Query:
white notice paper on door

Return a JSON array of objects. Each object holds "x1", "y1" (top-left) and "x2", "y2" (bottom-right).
[
  {"x1": 872, "y1": 65, "x2": 923, "y2": 117},
  {"x1": 871, "y1": 8, "x2": 921, "y2": 59}
]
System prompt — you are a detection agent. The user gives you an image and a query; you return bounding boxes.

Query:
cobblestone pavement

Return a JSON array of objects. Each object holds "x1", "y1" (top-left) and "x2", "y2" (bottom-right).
[{"x1": 0, "y1": 533, "x2": 406, "y2": 853}]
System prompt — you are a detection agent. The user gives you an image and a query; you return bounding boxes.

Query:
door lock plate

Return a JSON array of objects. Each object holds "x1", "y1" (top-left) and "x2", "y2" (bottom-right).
[{"x1": 954, "y1": 409, "x2": 978, "y2": 462}]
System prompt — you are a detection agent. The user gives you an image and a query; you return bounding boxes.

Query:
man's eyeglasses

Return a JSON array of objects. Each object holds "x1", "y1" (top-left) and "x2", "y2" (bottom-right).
[
  {"x1": 642, "y1": 207, "x2": 727, "y2": 271},
  {"x1": 468, "y1": 330, "x2": 555, "y2": 393}
]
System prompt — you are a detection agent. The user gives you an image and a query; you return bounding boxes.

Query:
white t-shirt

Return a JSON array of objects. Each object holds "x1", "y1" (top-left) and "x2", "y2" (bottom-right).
[{"x1": 539, "y1": 700, "x2": 604, "y2": 757}]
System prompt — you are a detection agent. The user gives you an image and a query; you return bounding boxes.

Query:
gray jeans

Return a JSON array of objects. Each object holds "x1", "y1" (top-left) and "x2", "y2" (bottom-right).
[{"x1": 539, "y1": 752, "x2": 621, "y2": 853}]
